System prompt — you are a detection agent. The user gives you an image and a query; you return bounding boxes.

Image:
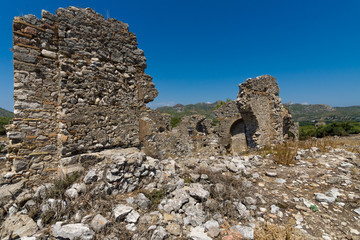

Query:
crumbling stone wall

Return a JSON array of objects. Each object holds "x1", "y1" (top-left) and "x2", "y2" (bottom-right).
[
  {"x1": 143, "y1": 75, "x2": 296, "y2": 158},
  {"x1": 215, "y1": 75, "x2": 295, "y2": 152},
  {"x1": 7, "y1": 7, "x2": 157, "y2": 172}
]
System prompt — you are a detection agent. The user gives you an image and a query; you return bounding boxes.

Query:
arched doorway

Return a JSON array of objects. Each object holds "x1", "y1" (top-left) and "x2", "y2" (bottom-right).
[{"x1": 230, "y1": 119, "x2": 247, "y2": 154}]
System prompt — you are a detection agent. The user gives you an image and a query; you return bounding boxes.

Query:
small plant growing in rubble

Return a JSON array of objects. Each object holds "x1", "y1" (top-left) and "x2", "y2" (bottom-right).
[
  {"x1": 145, "y1": 189, "x2": 167, "y2": 206},
  {"x1": 310, "y1": 205, "x2": 318, "y2": 212},
  {"x1": 47, "y1": 172, "x2": 80, "y2": 199}
]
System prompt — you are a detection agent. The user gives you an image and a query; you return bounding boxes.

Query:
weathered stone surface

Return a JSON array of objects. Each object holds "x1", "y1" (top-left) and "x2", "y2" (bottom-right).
[
  {"x1": 315, "y1": 193, "x2": 335, "y2": 203},
  {"x1": 0, "y1": 180, "x2": 25, "y2": 201},
  {"x1": 125, "y1": 209, "x2": 140, "y2": 223},
  {"x1": 234, "y1": 201, "x2": 250, "y2": 219},
  {"x1": 188, "y1": 226, "x2": 212, "y2": 240},
  {"x1": 184, "y1": 202, "x2": 206, "y2": 226},
  {"x1": 166, "y1": 222, "x2": 181, "y2": 236},
  {"x1": 41, "y1": 49, "x2": 57, "y2": 58},
  {"x1": 188, "y1": 183, "x2": 210, "y2": 201},
  {"x1": 151, "y1": 226, "x2": 169, "y2": 240},
  {"x1": 135, "y1": 193, "x2": 151, "y2": 210},
  {"x1": 83, "y1": 170, "x2": 98, "y2": 184},
  {"x1": 91, "y1": 214, "x2": 109, "y2": 232},
  {"x1": 51, "y1": 222, "x2": 94, "y2": 240},
  {"x1": 354, "y1": 207, "x2": 360, "y2": 215},
  {"x1": 1, "y1": 213, "x2": 38, "y2": 238},
  {"x1": 231, "y1": 225, "x2": 254, "y2": 240},
  {"x1": 113, "y1": 204, "x2": 133, "y2": 221},
  {"x1": 204, "y1": 219, "x2": 220, "y2": 238},
  {"x1": 163, "y1": 189, "x2": 189, "y2": 213}
]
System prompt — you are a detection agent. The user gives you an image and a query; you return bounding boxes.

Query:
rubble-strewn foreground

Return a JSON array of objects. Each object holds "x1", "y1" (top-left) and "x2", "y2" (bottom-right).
[{"x1": 1, "y1": 135, "x2": 359, "y2": 239}]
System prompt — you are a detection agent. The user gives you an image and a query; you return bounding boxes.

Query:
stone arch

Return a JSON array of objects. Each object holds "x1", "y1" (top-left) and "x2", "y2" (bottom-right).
[{"x1": 229, "y1": 118, "x2": 247, "y2": 154}]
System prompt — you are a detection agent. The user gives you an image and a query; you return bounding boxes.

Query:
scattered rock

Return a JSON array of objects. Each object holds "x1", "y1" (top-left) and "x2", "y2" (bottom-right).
[
  {"x1": 126, "y1": 210, "x2": 140, "y2": 223},
  {"x1": 204, "y1": 219, "x2": 220, "y2": 237},
  {"x1": 0, "y1": 180, "x2": 25, "y2": 201},
  {"x1": 1, "y1": 213, "x2": 38, "y2": 238},
  {"x1": 166, "y1": 222, "x2": 181, "y2": 236},
  {"x1": 91, "y1": 214, "x2": 109, "y2": 232},
  {"x1": 113, "y1": 204, "x2": 133, "y2": 221},
  {"x1": 135, "y1": 193, "x2": 151, "y2": 210},
  {"x1": 315, "y1": 193, "x2": 335, "y2": 203},
  {"x1": 231, "y1": 225, "x2": 254, "y2": 240},
  {"x1": 151, "y1": 226, "x2": 169, "y2": 240},
  {"x1": 189, "y1": 183, "x2": 210, "y2": 201},
  {"x1": 51, "y1": 222, "x2": 94, "y2": 240},
  {"x1": 265, "y1": 172, "x2": 277, "y2": 177},
  {"x1": 189, "y1": 226, "x2": 212, "y2": 240}
]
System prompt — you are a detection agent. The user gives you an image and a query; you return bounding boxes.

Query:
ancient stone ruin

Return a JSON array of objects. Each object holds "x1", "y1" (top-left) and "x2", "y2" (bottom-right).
[
  {"x1": 7, "y1": 7, "x2": 296, "y2": 173},
  {"x1": 141, "y1": 75, "x2": 297, "y2": 159},
  {"x1": 7, "y1": 7, "x2": 157, "y2": 172}
]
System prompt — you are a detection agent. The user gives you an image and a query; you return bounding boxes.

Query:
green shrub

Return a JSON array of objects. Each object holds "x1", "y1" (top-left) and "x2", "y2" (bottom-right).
[
  {"x1": 212, "y1": 118, "x2": 220, "y2": 126},
  {"x1": 299, "y1": 121, "x2": 360, "y2": 140},
  {"x1": 145, "y1": 189, "x2": 167, "y2": 206},
  {"x1": 214, "y1": 100, "x2": 225, "y2": 110},
  {"x1": 170, "y1": 117, "x2": 182, "y2": 128},
  {"x1": 0, "y1": 117, "x2": 11, "y2": 135},
  {"x1": 310, "y1": 205, "x2": 318, "y2": 212}
]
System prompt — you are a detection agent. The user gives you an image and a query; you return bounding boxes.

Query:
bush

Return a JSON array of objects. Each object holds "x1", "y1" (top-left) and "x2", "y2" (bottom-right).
[
  {"x1": 0, "y1": 117, "x2": 11, "y2": 135},
  {"x1": 214, "y1": 99, "x2": 231, "y2": 110},
  {"x1": 144, "y1": 189, "x2": 167, "y2": 207},
  {"x1": 299, "y1": 121, "x2": 360, "y2": 140},
  {"x1": 170, "y1": 117, "x2": 182, "y2": 128}
]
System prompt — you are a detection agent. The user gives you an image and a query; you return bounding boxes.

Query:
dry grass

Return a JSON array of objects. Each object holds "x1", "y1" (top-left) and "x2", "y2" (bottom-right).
[
  {"x1": 272, "y1": 142, "x2": 298, "y2": 165},
  {"x1": 195, "y1": 168, "x2": 247, "y2": 221},
  {"x1": 254, "y1": 221, "x2": 306, "y2": 240},
  {"x1": 298, "y1": 137, "x2": 337, "y2": 152},
  {"x1": 298, "y1": 135, "x2": 360, "y2": 154},
  {"x1": 255, "y1": 135, "x2": 360, "y2": 166},
  {"x1": 256, "y1": 141, "x2": 298, "y2": 165},
  {"x1": 197, "y1": 168, "x2": 245, "y2": 201}
]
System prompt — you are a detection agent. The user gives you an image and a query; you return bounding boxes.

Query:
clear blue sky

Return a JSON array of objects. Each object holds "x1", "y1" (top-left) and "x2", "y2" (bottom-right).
[{"x1": 1, "y1": 0, "x2": 359, "y2": 111}]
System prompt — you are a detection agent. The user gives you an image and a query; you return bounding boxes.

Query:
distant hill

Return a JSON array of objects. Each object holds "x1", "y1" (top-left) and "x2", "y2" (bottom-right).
[
  {"x1": 0, "y1": 107, "x2": 13, "y2": 118},
  {"x1": 285, "y1": 104, "x2": 360, "y2": 123},
  {"x1": 157, "y1": 102, "x2": 360, "y2": 124},
  {"x1": 157, "y1": 102, "x2": 219, "y2": 119}
]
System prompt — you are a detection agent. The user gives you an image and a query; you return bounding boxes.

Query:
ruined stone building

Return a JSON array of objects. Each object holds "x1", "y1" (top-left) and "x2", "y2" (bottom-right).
[
  {"x1": 140, "y1": 75, "x2": 297, "y2": 158},
  {"x1": 8, "y1": 7, "x2": 157, "y2": 172},
  {"x1": 7, "y1": 7, "x2": 296, "y2": 173}
]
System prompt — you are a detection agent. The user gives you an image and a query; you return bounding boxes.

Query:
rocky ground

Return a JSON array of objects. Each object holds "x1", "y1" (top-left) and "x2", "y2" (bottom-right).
[{"x1": 0, "y1": 135, "x2": 359, "y2": 240}]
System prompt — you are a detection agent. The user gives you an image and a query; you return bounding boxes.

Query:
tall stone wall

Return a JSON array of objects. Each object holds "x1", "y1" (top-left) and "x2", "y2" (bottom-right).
[
  {"x1": 215, "y1": 75, "x2": 293, "y2": 151},
  {"x1": 236, "y1": 75, "x2": 285, "y2": 146},
  {"x1": 7, "y1": 7, "x2": 158, "y2": 172}
]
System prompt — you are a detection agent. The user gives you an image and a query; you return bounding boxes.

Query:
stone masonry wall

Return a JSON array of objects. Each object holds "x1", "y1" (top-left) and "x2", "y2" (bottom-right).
[
  {"x1": 7, "y1": 7, "x2": 158, "y2": 172},
  {"x1": 215, "y1": 75, "x2": 294, "y2": 151},
  {"x1": 236, "y1": 75, "x2": 285, "y2": 146}
]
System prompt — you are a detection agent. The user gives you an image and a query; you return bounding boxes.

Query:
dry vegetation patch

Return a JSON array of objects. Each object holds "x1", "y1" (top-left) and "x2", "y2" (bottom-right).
[{"x1": 254, "y1": 221, "x2": 306, "y2": 240}]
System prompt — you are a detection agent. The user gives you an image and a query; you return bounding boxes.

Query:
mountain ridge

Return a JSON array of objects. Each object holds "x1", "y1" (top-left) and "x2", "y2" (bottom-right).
[
  {"x1": 0, "y1": 107, "x2": 13, "y2": 118},
  {"x1": 157, "y1": 102, "x2": 360, "y2": 123}
]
